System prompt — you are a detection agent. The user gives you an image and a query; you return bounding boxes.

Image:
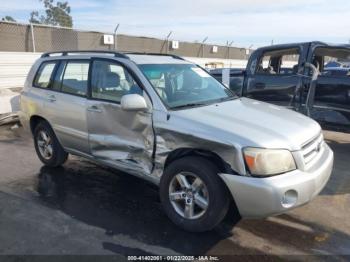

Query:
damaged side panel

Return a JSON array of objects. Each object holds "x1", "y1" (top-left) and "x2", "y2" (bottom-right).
[
  {"x1": 86, "y1": 102, "x2": 245, "y2": 185},
  {"x1": 151, "y1": 111, "x2": 246, "y2": 182},
  {"x1": 86, "y1": 100, "x2": 155, "y2": 182}
]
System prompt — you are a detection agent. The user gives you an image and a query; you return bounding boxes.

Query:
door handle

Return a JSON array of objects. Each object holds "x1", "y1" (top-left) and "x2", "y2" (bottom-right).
[
  {"x1": 47, "y1": 94, "x2": 56, "y2": 102},
  {"x1": 87, "y1": 105, "x2": 102, "y2": 113}
]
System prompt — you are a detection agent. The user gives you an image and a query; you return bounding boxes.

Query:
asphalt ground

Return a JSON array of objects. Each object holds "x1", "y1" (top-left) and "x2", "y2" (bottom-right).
[{"x1": 0, "y1": 124, "x2": 349, "y2": 260}]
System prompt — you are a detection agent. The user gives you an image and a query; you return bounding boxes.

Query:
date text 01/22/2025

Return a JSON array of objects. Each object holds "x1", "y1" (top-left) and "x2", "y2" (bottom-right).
[{"x1": 127, "y1": 255, "x2": 220, "y2": 261}]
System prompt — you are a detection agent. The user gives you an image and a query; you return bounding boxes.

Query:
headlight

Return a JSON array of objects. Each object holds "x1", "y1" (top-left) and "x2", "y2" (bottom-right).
[{"x1": 243, "y1": 148, "x2": 296, "y2": 176}]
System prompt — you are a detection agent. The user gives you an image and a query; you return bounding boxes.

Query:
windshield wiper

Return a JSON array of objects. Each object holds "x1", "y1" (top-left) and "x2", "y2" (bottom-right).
[
  {"x1": 171, "y1": 97, "x2": 236, "y2": 110},
  {"x1": 217, "y1": 96, "x2": 237, "y2": 102},
  {"x1": 171, "y1": 103, "x2": 208, "y2": 109}
]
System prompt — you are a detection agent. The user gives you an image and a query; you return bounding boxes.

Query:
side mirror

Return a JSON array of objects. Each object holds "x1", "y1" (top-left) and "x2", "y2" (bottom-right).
[{"x1": 121, "y1": 94, "x2": 148, "y2": 111}]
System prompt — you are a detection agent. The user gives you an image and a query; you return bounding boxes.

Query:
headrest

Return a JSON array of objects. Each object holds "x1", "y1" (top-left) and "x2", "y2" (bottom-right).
[{"x1": 105, "y1": 72, "x2": 120, "y2": 87}]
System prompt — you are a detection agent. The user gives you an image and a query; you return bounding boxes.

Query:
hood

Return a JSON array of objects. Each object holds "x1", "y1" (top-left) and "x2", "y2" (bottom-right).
[{"x1": 171, "y1": 98, "x2": 321, "y2": 151}]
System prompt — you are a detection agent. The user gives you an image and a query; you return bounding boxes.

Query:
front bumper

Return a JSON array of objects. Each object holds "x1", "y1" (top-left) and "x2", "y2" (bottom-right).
[{"x1": 220, "y1": 143, "x2": 334, "y2": 218}]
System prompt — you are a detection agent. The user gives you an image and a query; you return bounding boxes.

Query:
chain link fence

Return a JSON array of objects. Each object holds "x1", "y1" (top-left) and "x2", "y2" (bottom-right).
[
  {"x1": 0, "y1": 21, "x2": 250, "y2": 59},
  {"x1": 0, "y1": 21, "x2": 34, "y2": 52},
  {"x1": 0, "y1": 21, "x2": 113, "y2": 52}
]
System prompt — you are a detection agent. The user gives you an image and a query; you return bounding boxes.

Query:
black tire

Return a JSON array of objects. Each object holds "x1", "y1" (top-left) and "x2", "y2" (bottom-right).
[
  {"x1": 33, "y1": 121, "x2": 68, "y2": 167},
  {"x1": 160, "y1": 156, "x2": 230, "y2": 232}
]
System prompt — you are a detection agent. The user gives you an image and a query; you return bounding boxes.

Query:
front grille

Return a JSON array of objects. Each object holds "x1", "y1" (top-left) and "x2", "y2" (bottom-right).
[{"x1": 301, "y1": 133, "x2": 324, "y2": 165}]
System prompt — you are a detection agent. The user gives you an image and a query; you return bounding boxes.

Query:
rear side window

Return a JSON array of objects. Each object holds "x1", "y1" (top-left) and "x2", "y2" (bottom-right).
[
  {"x1": 314, "y1": 47, "x2": 350, "y2": 77},
  {"x1": 33, "y1": 62, "x2": 57, "y2": 88},
  {"x1": 256, "y1": 48, "x2": 300, "y2": 75},
  {"x1": 61, "y1": 61, "x2": 90, "y2": 96},
  {"x1": 280, "y1": 54, "x2": 299, "y2": 74}
]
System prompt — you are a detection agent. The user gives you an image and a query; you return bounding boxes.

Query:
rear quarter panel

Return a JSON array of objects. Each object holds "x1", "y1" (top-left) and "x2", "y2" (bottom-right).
[{"x1": 19, "y1": 59, "x2": 45, "y2": 133}]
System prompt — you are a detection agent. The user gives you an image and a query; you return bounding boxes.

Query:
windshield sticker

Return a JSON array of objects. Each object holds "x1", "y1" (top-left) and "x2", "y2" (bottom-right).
[{"x1": 191, "y1": 67, "x2": 211, "y2": 77}]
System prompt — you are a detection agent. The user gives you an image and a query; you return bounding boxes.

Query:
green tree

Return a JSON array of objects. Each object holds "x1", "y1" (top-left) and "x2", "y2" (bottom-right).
[
  {"x1": 1, "y1": 16, "x2": 16, "y2": 22},
  {"x1": 29, "y1": 0, "x2": 73, "y2": 28}
]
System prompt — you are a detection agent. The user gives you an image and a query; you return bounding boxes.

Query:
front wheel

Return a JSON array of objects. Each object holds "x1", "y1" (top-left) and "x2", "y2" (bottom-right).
[{"x1": 160, "y1": 156, "x2": 230, "y2": 232}]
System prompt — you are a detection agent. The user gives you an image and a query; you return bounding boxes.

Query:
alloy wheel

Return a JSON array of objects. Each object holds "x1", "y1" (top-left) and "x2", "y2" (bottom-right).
[
  {"x1": 37, "y1": 130, "x2": 53, "y2": 160},
  {"x1": 169, "y1": 172, "x2": 209, "y2": 220}
]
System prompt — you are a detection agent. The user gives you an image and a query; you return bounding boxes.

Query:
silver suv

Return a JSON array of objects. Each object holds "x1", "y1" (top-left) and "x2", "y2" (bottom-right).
[{"x1": 20, "y1": 51, "x2": 334, "y2": 232}]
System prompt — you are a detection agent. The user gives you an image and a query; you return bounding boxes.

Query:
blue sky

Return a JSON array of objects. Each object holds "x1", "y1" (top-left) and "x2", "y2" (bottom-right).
[{"x1": 1, "y1": 0, "x2": 350, "y2": 48}]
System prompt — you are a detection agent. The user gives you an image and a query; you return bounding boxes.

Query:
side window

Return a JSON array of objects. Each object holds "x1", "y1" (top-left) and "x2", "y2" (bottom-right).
[
  {"x1": 61, "y1": 61, "x2": 89, "y2": 96},
  {"x1": 279, "y1": 53, "x2": 299, "y2": 75},
  {"x1": 91, "y1": 60, "x2": 142, "y2": 103},
  {"x1": 314, "y1": 47, "x2": 350, "y2": 77},
  {"x1": 33, "y1": 62, "x2": 57, "y2": 88},
  {"x1": 256, "y1": 48, "x2": 300, "y2": 75},
  {"x1": 256, "y1": 55, "x2": 272, "y2": 74}
]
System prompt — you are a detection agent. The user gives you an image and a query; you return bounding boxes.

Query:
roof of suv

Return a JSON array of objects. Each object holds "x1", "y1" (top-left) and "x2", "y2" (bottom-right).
[
  {"x1": 127, "y1": 54, "x2": 191, "y2": 65},
  {"x1": 40, "y1": 51, "x2": 192, "y2": 65}
]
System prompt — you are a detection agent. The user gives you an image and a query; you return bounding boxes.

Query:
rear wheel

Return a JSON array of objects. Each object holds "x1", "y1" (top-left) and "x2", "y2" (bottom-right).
[
  {"x1": 33, "y1": 121, "x2": 68, "y2": 167},
  {"x1": 160, "y1": 156, "x2": 230, "y2": 232}
]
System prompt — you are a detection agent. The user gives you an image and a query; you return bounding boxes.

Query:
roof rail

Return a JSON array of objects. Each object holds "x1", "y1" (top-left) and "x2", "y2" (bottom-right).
[
  {"x1": 41, "y1": 50, "x2": 129, "y2": 59},
  {"x1": 124, "y1": 52, "x2": 185, "y2": 60}
]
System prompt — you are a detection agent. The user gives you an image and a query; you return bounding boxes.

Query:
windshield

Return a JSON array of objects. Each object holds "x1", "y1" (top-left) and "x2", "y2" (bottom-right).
[{"x1": 138, "y1": 64, "x2": 235, "y2": 109}]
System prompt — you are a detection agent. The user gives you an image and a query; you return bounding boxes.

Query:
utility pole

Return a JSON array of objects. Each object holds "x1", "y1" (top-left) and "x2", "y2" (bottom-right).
[
  {"x1": 161, "y1": 31, "x2": 173, "y2": 54},
  {"x1": 201, "y1": 36, "x2": 208, "y2": 57},
  {"x1": 226, "y1": 40, "x2": 234, "y2": 68},
  {"x1": 271, "y1": 39, "x2": 274, "y2": 45},
  {"x1": 30, "y1": 23, "x2": 36, "y2": 52},
  {"x1": 114, "y1": 24, "x2": 120, "y2": 50},
  {"x1": 166, "y1": 31, "x2": 173, "y2": 54},
  {"x1": 226, "y1": 40, "x2": 234, "y2": 59}
]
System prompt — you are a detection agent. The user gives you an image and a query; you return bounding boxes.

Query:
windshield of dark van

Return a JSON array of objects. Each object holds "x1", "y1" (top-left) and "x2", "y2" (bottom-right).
[{"x1": 139, "y1": 64, "x2": 235, "y2": 109}]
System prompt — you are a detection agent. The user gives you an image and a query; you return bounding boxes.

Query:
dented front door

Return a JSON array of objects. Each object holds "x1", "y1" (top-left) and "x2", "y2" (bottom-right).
[{"x1": 86, "y1": 58, "x2": 154, "y2": 177}]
